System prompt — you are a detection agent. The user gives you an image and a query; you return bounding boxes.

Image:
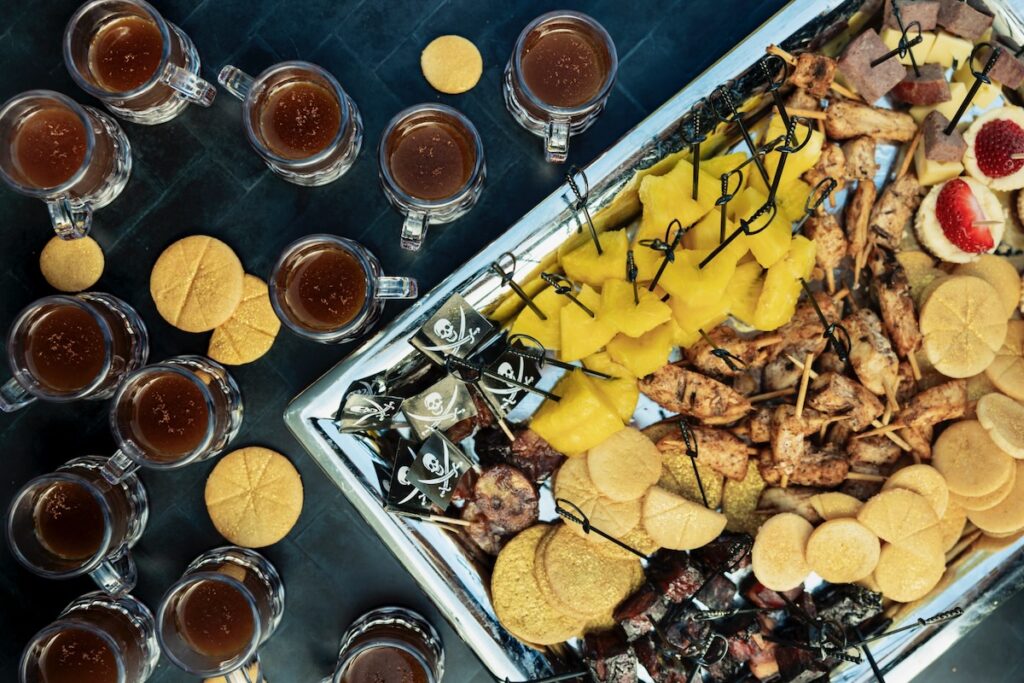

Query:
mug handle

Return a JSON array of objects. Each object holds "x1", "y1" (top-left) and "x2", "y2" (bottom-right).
[
  {"x1": 161, "y1": 63, "x2": 217, "y2": 106},
  {"x1": 0, "y1": 377, "x2": 35, "y2": 413},
  {"x1": 218, "y1": 65, "x2": 255, "y2": 102},
  {"x1": 89, "y1": 544, "x2": 137, "y2": 596},
  {"x1": 226, "y1": 653, "x2": 264, "y2": 683},
  {"x1": 376, "y1": 276, "x2": 418, "y2": 300},
  {"x1": 46, "y1": 196, "x2": 91, "y2": 239},
  {"x1": 400, "y1": 212, "x2": 430, "y2": 251},
  {"x1": 101, "y1": 450, "x2": 140, "y2": 486},
  {"x1": 544, "y1": 118, "x2": 572, "y2": 164}
]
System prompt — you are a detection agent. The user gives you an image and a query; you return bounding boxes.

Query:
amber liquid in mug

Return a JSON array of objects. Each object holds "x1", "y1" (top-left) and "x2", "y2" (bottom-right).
[
  {"x1": 128, "y1": 371, "x2": 209, "y2": 461},
  {"x1": 33, "y1": 480, "x2": 106, "y2": 561},
  {"x1": 258, "y1": 80, "x2": 342, "y2": 160},
  {"x1": 11, "y1": 106, "x2": 88, "y2": 189},
  {"x1": 277, "y1": 244, "x2": 367, "y2": 331},
  {"x1": 386, "y1": 112, "x2": 474, "y2": 201},
  {"x1": 520, "y1": 20, "x2": 610, "y2": 108},
  {"x1": 38, "y1": 627, "x2": 119, "y2": 683},
  {"x1": 176, "y1": 579, "x2": 256, "y2": 659},
  {"x1": 88, "y1": 15, "x2": 165, "y2": 93},
  {"x1": 24, "y1": 304, "x2": 106, "y2": 393},
  {"x1": 340, "y1": 646, "x2": 429, "y2": 683}
]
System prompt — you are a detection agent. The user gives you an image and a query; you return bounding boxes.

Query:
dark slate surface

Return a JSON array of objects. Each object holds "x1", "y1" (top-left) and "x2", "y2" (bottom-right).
[{"x1": 0, "y1": 1, "x2": 1018, "y2": 682}]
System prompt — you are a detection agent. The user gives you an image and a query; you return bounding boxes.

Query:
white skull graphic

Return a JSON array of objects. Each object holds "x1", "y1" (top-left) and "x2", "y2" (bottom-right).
[
  {"x1": 422, "y1": 452, "x2": 444, "y2": 475},
  {"x1": 423, "y1": 392, "x2": 445, "y2": 416},
  {"x1": 497, "y1": 361, "x2": 517, "y2": 380},
  {"x1": 397, "y1": 466, "x2": 412, "y2": 486},
  {"x1": 433, "y1": 318, "x2": 458, "y2": 343}
]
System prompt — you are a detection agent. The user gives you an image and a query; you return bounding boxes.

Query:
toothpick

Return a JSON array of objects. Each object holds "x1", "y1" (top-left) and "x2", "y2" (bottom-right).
[
  {"x1": 754, "y1": 334, "x2": 783, "y2": 348},
  {"x1": 884, "y1": 377, "x2": 900, "y2": 414},
  {"x1": 1012, "y1": 153, "x2": 1024, "y2": 160},
  {"x1": 826, "y1": 268, "x2": 836, "y2": 295},
  {"x1": 795, "y1": 351, "x2": 814, "y2": 418},
  {"x1": 780, "y1": 472, "x2": 790, "y2": 489},
  {"x1": 833, "y1": 288, "x2": 850, "y2": 303},
  {"x1": 786, "y1": 107, "x2": 827, "y2": 120},
  {"x1": 846, "y1": 471, "x2": 887, "y2": 483},
  {"x1": 766, "y1": 44, "x2": 797, "y2": 65},
  {"x1": 973, "y1": 219, "x2": 1004, "y2": 226},
  {"x1": 852, "y1": 422, "x2": 905, "y2": 440},
  {"x1": 390, "y1": 509, "x2": 471, "y2": 528},
  {"x1": 750, "y1": 387, "x2": 797, "y2": 403},
  {"x1": 898, "y1": 129, "x2": 921, "y2": 179},
  {"x1": 907, "y1": 352, "x2": 922, "y2": 381},
  {"x1": 830, "y1": 81, "x2": 863, "y2": 101}
]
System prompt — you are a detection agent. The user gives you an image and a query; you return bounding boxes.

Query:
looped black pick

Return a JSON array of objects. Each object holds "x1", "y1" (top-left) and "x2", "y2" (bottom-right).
[
  {"x1": 491, "y1": 251, "x2": 547, "y2": 321},
  {"x1": 677, "y1": 419, "x2": 709, "y2": 508},
  {"x1": 946, "y1": 42, "x2": 1003, "y2": 135},
  {"x1": 799, "y1": 278, "x2": 851, "y2": 364},
  {"x1": 851, "y1": 607, "x2": 964, "y2": 646},
  {"x1": 709, "y1": 84, "x2": 771, "y2": 187},
  {"x1": 698, "y1": 200, "x2": 778, "y2": 269},
  {"x1": 767, "y1": 115, "x2": 814, "y2": 204},
  {"x1": 870, "y1": 4, "x2": 923, "y2": 76},
  {"x1": 639, "y1": 219, "x2": 687, "y2": 291},
  {"x1": 541, "y1": 272, "x2": 595, "y2": 318},
  {"x1": 505, "y1": 333, "x2": 613, "y2": 379},
  {"x1": 626, "y1": 249, "x2": 639, "y2": 305},
  {"x1": 760, "y1": 53, "x2": 792, "y2": 129},
  {"x1": 555, "y1": 498, "x2": 648, "y2": 559},
  {"x1": 698, "y1": 328, "x2": 747, "y2": 373},
  {"x1": 691, "y1": 633, "x2": 729, "y2": 667},
  {"x1": 566, "y1": 166, "x2": 601, "y2": 256},
  {"x1": 792, "y1": 176, "x2": 837, "y2": 233},
  {"x1": 682, "y1": 98, "x2": 710, "y2": 202},
  {"x1": 716, "y1": 168, "x2": 744, "y2": 244}
]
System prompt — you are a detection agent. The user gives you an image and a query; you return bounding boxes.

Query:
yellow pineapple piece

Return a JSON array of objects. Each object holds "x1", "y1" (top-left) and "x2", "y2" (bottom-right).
[
  {"x1": 775, "y1": 179, "x2": 813, "y2": 223},
  {"x1": 684, "y1": 210, "x2": 751, "y2": 265},
  {"x1": 751, "y1": 236, "x2": 816, "y2": 331},
  {"x1": 509, "y1": 286, "x2": 568, "y2": 350},
  {"x1": 667, "y1": 292, "x2": 731, "y2": 348},
  {"x1": 635, "y1": 159, "x2": 719, "y2": 243},
  {"x1": 699, "y1": 152, "x2": 748, "y2": 188},
  {"x1": 582, "y1": 352, "x2": 639, "y2": 421},
  {"x1": 530, "y1": 372, "x2": 625, "y2": 456},
  {"x1": 786, "y1": 235, "x2": 816, "y2": 280},
  {"x1": 600, "y1": 280, "x2": 673, "y2": 337},
  {"x1": 658, "y1": 248, "x2": 739, "y2": 304},
  {"x1": 750, "y1": 117, "x2": 824, "y2": 195},
  {"x1": 633, "y1": 242, "x2": 669, "y2": 283},
  {"x1": 560, "y1": 230, "x2": 630, "y2": 287},
  {"x1": 726, "y1": 260, "x2": 765, "y2": 325},
  {"x1": 732, "y1": 186, "x2": 792, "y2": 269},
  {"x1": 606, "y1": 321, "x2": 674, "y2": 377},
  {"x1": 559, "y1": 284, "x2": 617, "y2": 362}
]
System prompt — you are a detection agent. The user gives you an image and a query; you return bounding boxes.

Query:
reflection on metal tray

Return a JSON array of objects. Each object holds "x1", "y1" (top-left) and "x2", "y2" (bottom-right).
[{"x1": 286, "y1": 0, "x2": 1024, "y2": 680}]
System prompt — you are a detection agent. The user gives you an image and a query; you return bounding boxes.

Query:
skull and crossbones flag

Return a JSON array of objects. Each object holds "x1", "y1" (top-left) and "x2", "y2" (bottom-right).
[
  {"x1": 401, "y1": 374, "x2": 478, "y2": 440},
  {"x1": 479, "y1": 344, "x2": 542, "y2": 415},
  {"x1": 411, "y1": 293, "x2": 494, "y2": 363},
  {"x1": 336, "y1": 393, "x2": 404, "y2": 432},
  {"x1": 385, "y1": 439, "x2": 433, "y2": 513},
  {"x1": 410, "y1": 431, "x2": 473, "y2": 510}
]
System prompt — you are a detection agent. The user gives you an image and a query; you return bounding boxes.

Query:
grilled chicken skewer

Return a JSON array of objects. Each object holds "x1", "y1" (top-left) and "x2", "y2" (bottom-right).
[
  {"x1": 843, "y1": 309, "x2": 899, "y2": 397},
  {"x1": 869, "y1": 247, "x2": 924, "y2": 365},
  {"x1": 804, "y1": 212, "x2": 846, "y2": 293},
  {"x1": 657, "y1": 426, "x2": 752, "y2": 481},
  {"x1": 639, "y1": 364, "x2": 753, "y2": 425},
  {"x1": 684, "y1": 326, "x2": 773, "y2": 379},
  {"x1": 760, "y1": 293, "x2": 840, "y2": 392}
]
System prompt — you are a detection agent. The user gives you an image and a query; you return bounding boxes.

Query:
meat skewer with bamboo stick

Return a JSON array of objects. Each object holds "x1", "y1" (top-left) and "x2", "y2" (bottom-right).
[
  {"x1": 760, "y1": 292, "x2": 840, "y2": 391},
  {"x1": 684, "y1": 326, "x2": 776, "y2": 379},
  {"x1": 868, "y1": 246, "x2": 925, "y2": 379},
  {"x1": 803, "y1": 211, "x2": 846, "y2": 294},
  {"x1": 639, "y1": 363, "x2": 753, "y2": 425}
]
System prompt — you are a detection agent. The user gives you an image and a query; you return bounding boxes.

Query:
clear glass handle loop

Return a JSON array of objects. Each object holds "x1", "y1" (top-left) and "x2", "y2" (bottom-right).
[
  {"x1": 0, "y1": 377, "x2": 35, "y2": 412},
  {"x1": 101, "y1": 449, "x2": 139, "y2": 485},
  {"x1": 161, "y1": 63, "x2": 216, "y2": 106},
  {"x1": 46, "y1": 196, "x2": 91, "y2": 239},
  {"x1": 218, "y1": 65, "x2": 255, "y2": 102},
  {"x1": 400, "y1": 212, "x2": 430, "y2": 251},
  {"x1": 544, "y1": 118, "x2": 572, "y2": 164},
  {"x1": 89, "y1": 544, "x2": 137, "y2": 596},
  {"x1": 376, "y1": 276, "x2": 419, "y2": 300},
  {"x1": 225, "y1": 653, "x2": 263, "y2": 683}
]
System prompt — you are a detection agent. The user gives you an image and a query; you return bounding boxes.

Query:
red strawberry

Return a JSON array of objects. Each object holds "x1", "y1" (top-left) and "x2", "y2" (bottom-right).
[
  {"x1": 935, "y1": 178, "x2": 994, "y2": 254},
  {"x1": 974, "y1": 118, "x2": 1024, "y2": 179}
]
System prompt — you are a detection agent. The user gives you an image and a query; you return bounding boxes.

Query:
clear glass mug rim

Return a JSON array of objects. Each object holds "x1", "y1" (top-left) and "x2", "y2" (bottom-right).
[
  {"x1": 63, "y1": 0, "x2": 174, "y2": 100},
  {"x1": 157, "y1": 571, "x2": 263, "y2": 676},
  {"x1": 109, "y1": 361, "x2": 218, "y2": 470},
  {"x1": 6, "y1": 470, "x2": 117, "y2": 579},
  {"x1": 21, "y1": 618, "x2": 128, "y2": 683},
  {"x1": 7, "y1": 293, "x2": 115, "y2": 401},
  {"x1": 331, "y1": 637, "x2": 438, "y2": 683},
  {"x1": 511, "y1": 9, "x2": 619, "y2": 116},
  {"x1": 236, "y1": 60, "x2": 352, "y2": 169},
  {"x1": 378, "y1": 102, "x2": 485, "y2": 209},
  {"x1": 269, "y1": 233, "x2": 385, "y2": 342},
  {"x1": 0, "y1": 90, "x2": 97, "y2": 197}
]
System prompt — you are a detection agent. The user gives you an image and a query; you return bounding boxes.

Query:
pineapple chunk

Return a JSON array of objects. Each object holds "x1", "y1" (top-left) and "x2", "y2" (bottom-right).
[
  {"x1": 775, "y1": 179, "x2": 813, "y2": 223},
  {"x1": 583, "y1": 352, "x2": 639, "y2": 421},
  {"x1": 910, "y1": 81, "x2": 967, "y2": 122},
  {"x1": 659, "y1": 248, "x2": 738, "y2": 303},
  {"x1": 751, "y1": 236, "x2": 816, "y2": 331},
  {"x1": 786, "y1": 235, "x2": 816, "y2": 279},
  {"x1": 732, "y1": 186, "x2": 792, "y2": 269},
  {"x1": 699, "y1": 152, "x2": 748, "y2": 187},
  {"x1": 600, "y1": 280, "x2": 673, "y2": 337},
  {"x1": 530, "y1": 372, "x2": 624, "y2": 456},
  {"x1": 913, "y1": 141, "x2": 964, "y2": 187},
  {"x1": 926, "y1": 31, "x2": 973, "y2": 68},
  {"x1": 953, "y1": 61, "x2": 1000, "y2": 108},
  {"x1": 635, "y1": 159, "x2": 719, "y2": 243},
  {"x1": 561, "y1": 230, "x2": 630, "y2": 287},
  {"x1": 509, "y1": 286, "x2": 568, "y2": 350},
  {"x1": 880, "y1": 28, "x2": 936, "y2": 67},
  {"x1": 684, "y1": 210, "x2": 750, "y2": 263},
  {"x1": 750, "y1": 117, "x2": 824, "y2": 195},
  {"x1": 559, "y1": 284, "x2": 617, "y2": 362},
  {"x1": 606, "y1": 321, "x2": 674, "y2": 377},
  {"x1": 726, "y1": 260, "x2": 765, "y2": 324},
  {"x1": 633, "y1": 244, "x2": 668, "y2": 283}
]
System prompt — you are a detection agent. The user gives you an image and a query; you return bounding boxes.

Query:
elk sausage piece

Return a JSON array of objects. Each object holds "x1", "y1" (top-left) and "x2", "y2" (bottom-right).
[
  {"x1": 473, "y1": 464, "x2": 539, "y2": 532},
  {"x1": 891, "y1": 63, "x2": 951, "y2": 106},
  {"x1": 937, "y1": 0, "x2": 994, "y2": 40},
  {"x1": 883, "y1": 0, "x2": 940, "y2": 31},
  {"x1": 922, "y1": 110, "x2": 967, "y2": 163},
  {"x1": 838, "y1": 29, "x2": 908, "y2": 103}
]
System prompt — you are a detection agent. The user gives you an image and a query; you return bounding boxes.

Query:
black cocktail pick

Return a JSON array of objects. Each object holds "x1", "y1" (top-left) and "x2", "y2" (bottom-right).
[
  {"x1": 692, "y1": 606, "x2": 779, "y2": 621},
  {"x1": 853, "y1": 625, "x2": 886, "y2": 683},
  {"x1": 541, "y1": 272, "x2": 596, "y2": 318},
  {"x1": 698, "y1": 328, "x2": 746, "y2": 372},
  {"x1": 710, "y1": 85, "x2": 772, "y2": 187},
  {"x1": 504, "y1": 333, "x2": 613, "y2": 379},
  {"x1": 491, "y1": 251, "x2": 546, "y2": 320},
  {"x1": 678, "y1": 419, "x2": 709, "y2": 508},
  {"x1": 849, "y1": 607, "x2": 963, "y2": 646},
  {"x1": 566, "y1": 165, "x2": 601, "y2": 255},
  {"x1": 717, "y1": 168, "x2": 743, "y2": 243},
  {"x1": 760, "y1": 53, "x2": 791, "y2": 130},
  {"x1": 766, "y1": 115, "x2": 814, "y2": 206},
  {"x1": 639, "y1": 218, "x2": 686, "y2": 292},
  {"x1": 500, "y1": 672, "x2": 590, "y2": 683},
  {"x1": 626, "y1": 249, "x2": 639, "y2": 305},
  {"x1": 945, "y1": 43, "x2": 1003, "y2": 135},
  {"x1": 799, "y1": 278, "x2": 851, "y2": 363},
  {"x1": 555, "y1": 498, "x2": 649, "y2": 559},
  {"x1": 792, "y1": 176, "x2": 837, "y2": 233},
  {"x1": 684, "y1": 99, "x2": 709, "y2": 201},
  {"x1": 699, "y1": 201, "x2": 778, "y2": 269},
  {"x1": 445, "y1": 354, "x2": 560, "y2": 402},
  {"x1": 871, "y1": 5, "x2": 923, "y2": 76}
]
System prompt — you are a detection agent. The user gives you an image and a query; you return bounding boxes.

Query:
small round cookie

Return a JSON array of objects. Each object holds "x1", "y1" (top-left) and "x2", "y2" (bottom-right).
[
  {"x1": 205, "y1": 447, "x2": 304, "y2": 547},
  {"x1": 39, "y1": 236, "x2": 104, "y2": 292},
  {"x1": 950, "y1": 463, "x2": 1017, "y2": 511},
  {"x1": 937, "y1": 501, "x2": 968, "y2": 553},
  {"x1": 976, "y1": 393, "x2": 1024, "y2": 459},
  {"x1": 642, "y1": 486, "x2": 726, "y2": 551},
  {"x1": 986, "y1": 321, "x2": 1024, "y2": 401},
  {"x1": 150, "y1": 235, "x2": 244, "y2": 332},
  {"x1": 806, "y1": 518, "x2": 881, "y2": 583},
  {"x1": 919, "y1": 275, "x2": 1007, "y2": 378},
  {"x1": 882, "y1": 464, "x2": 949, "y2": 518},
  {"x1": 933, "y1": 420, "x2": 1015, "y2": 497},
  {"x1": 873, "y1": 542, "x2": 946, "y2": 603},
  {"x1": 967, "y1": 460, "x2": 1024, "y2": 535},
  {"x1": 587, "y1": 427, "x2": 661, "y2": 502},
  {"x1": 954, "y1": 255, "x2": 1021, "y2": 320},
  {"x1": 857, "y1": 489, "x2": 938, "y2": 544},
  {"x1": 751, "y1": 513, "x2": 813, "y2": 592},
  {"x1": 421, "y1": 35, "x2": 483, "y2": 94},
  {"x1": 492, "y1": 525, "x2": 583, "y2": 645},
  {"x1": 809, "y1": 492, "x2": 864, "y2": 521},
  {"x1": 208, "y1": 275, "x2": 281, "y2": 365},
  {"x1": 554, "y1": 456, "x2": 641, "y2": 539}
]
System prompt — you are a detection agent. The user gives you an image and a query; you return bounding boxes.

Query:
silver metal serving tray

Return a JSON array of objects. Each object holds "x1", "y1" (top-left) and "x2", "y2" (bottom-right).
[{"x1": 286, "y1": 0, "x2": 1024, "y2": 680}]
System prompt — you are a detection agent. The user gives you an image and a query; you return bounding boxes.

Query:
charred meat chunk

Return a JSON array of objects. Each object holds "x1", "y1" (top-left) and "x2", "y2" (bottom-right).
[
  {"x1": 938, "y1": 0, "x2": 994, "y2": 40},
  {"x1": 474, "y1": 426, "x2": 565, "y2": 483},
  {"x1": 647, "y1": 551, "x2": 706, "y2": 603},
  {"x1": 583, "y1": 627, "x2": 638, "y2": 683},
  {"x1": 691, "y1": 531, "x2": 753, "y2": 573},
  {"x1": 922, "y1": 110, "x2": 967, "y2": 163},
  {"x1": 696, "y1": 573, "x2": 739, "y2": 611},
  {"x1": 838, "y1": 29, "x2": 908, "y2": 103},
  {"x1": 790, "y1": 52, "x2": 838, "y2": 99},
  {"x1": 884, "y1": 0, "x2": 940, "y2": 31},
  {"x1": 891, "y1": 63, "x2": 951, "y2": 106},
  {"x1": 472, "y1": 464, "x2": 538, "y2": 533},
  {"x1": 614, "y1": 584, "x2": 669, "y2": 641},
  {"x1": 745, "y1": 581, "x2": 804, "y2": 610},
  {"x1": 815, "y1": 584, "x2": 884, "y2": 630}
]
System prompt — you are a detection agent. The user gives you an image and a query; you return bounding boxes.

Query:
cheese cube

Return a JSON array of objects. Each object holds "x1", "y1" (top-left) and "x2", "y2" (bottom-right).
[
  {"x1": 953, "y1": 60, "x2": 1001, "y2": 109},
  {"x1": 910, "y1": 81, "x2": 967, "y2": 122},
  {"x1": 913, "y1": 141, "x2": 964, "y2": 186},
  {"x1": 880, "y1": 28, "x2": 937, "y2": 67},
  {"x1": 926, "y1": 31, "x2": 973, "y2": 68}
]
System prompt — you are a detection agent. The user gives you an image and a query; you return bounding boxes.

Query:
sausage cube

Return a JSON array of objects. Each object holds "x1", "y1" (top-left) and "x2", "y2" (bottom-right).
[
  {"x1": 884, "y1": 0, "x2": 940, "y2": 31},
  {"x1": 838, "y1": 29, "x2": 909, "y2": 103},
  {"x1": 937, "y1": 0, "x2": 994, "y2": 40},
  {"x1": 922, "y1": 110, "x2": 967, "y2": 163}
]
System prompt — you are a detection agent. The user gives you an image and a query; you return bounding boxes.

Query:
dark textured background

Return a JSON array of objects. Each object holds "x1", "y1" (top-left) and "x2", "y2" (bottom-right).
[{"x1": 1, "y1": 1, "x2": 1021, "y2": 681}]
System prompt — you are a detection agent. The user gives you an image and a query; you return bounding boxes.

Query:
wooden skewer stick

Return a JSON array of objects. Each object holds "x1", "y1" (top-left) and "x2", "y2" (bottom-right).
[
  {"x1": 883, "y1": 377, "x2": 900, "y2": 414},
  {"x1": 851, "y1": 422, "x2": 905, "y2": 440},
  {"x1": 750, "y1": 387, "x2": 797, "y2": 403},
  {"x1": 897, "y1": 129, "x2": 922, "y2": 179},
  {"x1": 973, "y1": 219, "x2": 1004, "y2": 226},
  {"x1": 767, "y1": 44, "x2": 797, "y2": 65},
  {"x1": 1011, "y1": 153, "x2": 1024, "y2": 160},
  {"x1": 881, "y1": 401, "x2": 893, "y2": 426},
  {"x1": 846, "y1": 471, "x2": 888, "y2": 482},
  {"x1": 754, "y1": 334, "x2": 784, "y2": 348},
  {"x1": 786, "y1": 107, "x2": 827, "y2": 120},
  {"x1": 826, "y1": 267, "x2": 836, "y2": 295},
  {"x1": 831, "y1": 80, "x2": 863, "y2": 102},
  {"x1": 795, "y1": 351, "x2": 814, "y2": 418},
  {"x1": 833, "y1": 287, "x2": 850, "y2": 303},
  {"x1": 907, "y1": 352, "x2": 922, "y2": 382}
]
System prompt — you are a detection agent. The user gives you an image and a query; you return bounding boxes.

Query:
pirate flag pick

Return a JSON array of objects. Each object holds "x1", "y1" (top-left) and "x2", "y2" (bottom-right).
[
  {"x1": 479, "y1": 342, "x2": 543, "y2": 415},
  {"x1": 945, "y1": 42, "x2": 1003, "y2": 135},
  {"x1": 410, "y1": 430, "x2": 474, "y2": 510},
  {"x1": 402, "y1": 374, "x2": 478, "y2": 440},
  {"x1": 639, "y1": 218, "x2": 686, "y2": 292},
  {"x1": 411, "y1": 293, "x2": 494, "y2": 364},
  {"x1": 566, "y1": 165, "x2": 601, "y2": 255},
  {"x1": 490, "y1": 252, "x2": 547, "y2": 321},
  {"x1": 336, "y1": 393, "x2": 404, "y2": 432},
  {"x1": 385, "y1": 438, "x2": 433, "y2": 514}
]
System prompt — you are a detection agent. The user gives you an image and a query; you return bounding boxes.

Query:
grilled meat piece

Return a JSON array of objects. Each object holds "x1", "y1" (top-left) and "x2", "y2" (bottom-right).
[
  {"x1": 775, "y1": 644, "x2": 830, "y2": 683},
  {"x1": 842, "y1": 135, "x2": 878, "y2": 181},
  {"x1": 891, "y1": 63, "x2": 951, "y2": 105},
  {"x1": 838, "y1": 29, "x2": 908, "y2": 103},
  {"x1": 979, "y1": 40, "x2": 1024, "y2": 89},
  {"x1": 685, "y1": 326, "x2": 769, "y2": 379},
  {"x1": 757, "y1": 486, "x2": 824, "y2": 523},
  {"x1": 902, "y1": 424, "x2": 934, "y2": 461},
  {"x1": 444, "y1": 417, "x2": 476, "y2": 443},
  {"x1": 640, "y1": 364, "x2": 753, "y2": 425},
  {"x1": 661, "y1": 609, "x2": 713, "y2": 659},
  {"x1": 826, "y1": 99, "x2": 918, "y2": 141},
  {"x1": 815, "y1": 583, "x2": 884, "y2": 629},
  {"x1": 786, "y1": 87, "x2": 822, "y2": 112},
  {"x1": 584, "y1": 627, "x2": 638, "y2": 683},
  {"x1": 473, "y1": 465, "x2": 538, "y2": 533},
  {"x1": 692, "y1": 531, "x2": 753, "y2": 573},
  {"x1": 614, "y1": 583, "x2": 669, "y2": 641},
  {"x1": 696, "y1": 573, "x2": 738, "y2": 610},
  {"x1": 657, "y1": 427, "x2": 750, "y2": 481},
  {"x1": 899, "y1": 379, "x2": 968, "y2": 429},
  {"x1": 870, "y1": 247, "x2": 923, "y2": 358},
  {"x1": 804, "y1": 212, "x2": 846, "y2": 282},
  {"x1": 748, "y1": 406, "x2": 773, "y2": 444},
  {"x1": 633, "y1": 637, "x2": 695, "y2": 683},
  {"x1": 762, "y1": 293, "x2": 838, "y2": 391},
  {"x1": 474, "y1": 426, "x2": 565, "y2": 483},
  {"x1": 884, "y1": 0, "x2": 940, "y2": 31},
  {"x1": 844, "y1": 308, "x2": 900, "y2": 396},
  {"x1": 749, "y1": 635, "x2": 781, "y2": 681},
  {"x1": 848, "y1": 434, "x2": 902, "y2": 468},
  {"x1": 451, "y1": 468, "x2": 478, "y2": 505},
  {"x1": 803, "y1": 142, "x2": 846, "y2": 195},
  {"x1": 790, "y1": 52, "x2": 839, "y2": 99},
  {"x1": 809, "y1": 372, "x2": 884, "y2": 431},
  {"x1": 704, "y1": 650, "x2": 747, "y2": 683},
  {"x1": 845, "y1": 178, "x2": 877, "y2": 259},
  {"x1": 922, "y1": 110, "x2": 967, "y2": 163},
  {"x1": 647, "y1": 551, "x2": 706, "y2": 603},
  {"x1": 759, "y1": 445, "x2": 850, "y2": 487},
  {"x1": 460, "y1": 502, "x2": 507, "y2": 556},
  {"x1": 868, "y1": 173, "x2": 922, "y2": 251},
  {"x1": 746, "y1": 581, "x2": 805, "y2": 610},
  {"x1": 938, "y1": 0, "x2": 994, "y2": 40}
]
